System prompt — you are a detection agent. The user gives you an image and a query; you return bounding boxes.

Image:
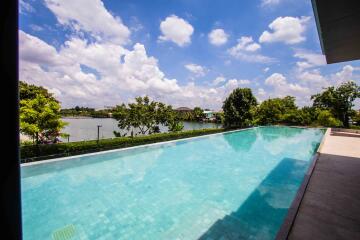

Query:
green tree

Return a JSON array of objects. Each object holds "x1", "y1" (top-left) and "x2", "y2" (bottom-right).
[
  {"x1": 20, "y1": 81, "x2": 57, "y2": 102},
  {"x1": 113, "y1": 96, "x2": 182, "y2": 136},
  {"x1": 222, "y1": 88, "x2": 257, "y2": 128},
  {"x1": 20, "y1": 94, "x2": 67, "y2": 144},
  {"x1": 296, "y1": 106, "x2": 319, "y2": 126},
  {"x1": 255, "y1": 96, "x2": 298, "y2": 125},
  {"x1": 214, "y1": 111, "x2": 224, "y2": 124},
  {"x1": 168, "y1": 121, "x2": 184, "y2": 132},
  {"x1": 193, "y1": 107, "x2": 204, "y2": 121},
  {"x1": 316, "y1": 110, "x2": 343, "y2": 127},
  {"x1": 352, "y1": 110, "x2": 360, "y2": 126},
  {"x1": 311, "y1": 81, "x2": 360, "y2": 127}
]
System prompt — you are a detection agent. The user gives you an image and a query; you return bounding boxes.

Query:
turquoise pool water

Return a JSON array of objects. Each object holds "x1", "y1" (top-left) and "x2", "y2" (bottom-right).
[{"x1": 21, "y1": 126, "x2": 324, "y2": 240}]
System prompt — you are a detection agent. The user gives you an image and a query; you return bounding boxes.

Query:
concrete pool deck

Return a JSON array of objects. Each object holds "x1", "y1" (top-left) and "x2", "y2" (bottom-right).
[{"x1": 287, "y1": 128, "x2": 360, "y2": 239}]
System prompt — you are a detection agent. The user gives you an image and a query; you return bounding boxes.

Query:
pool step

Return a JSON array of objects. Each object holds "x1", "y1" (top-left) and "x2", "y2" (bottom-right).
[{"x1": 52, "y1": 224, "x2": 76, "y2": 240}]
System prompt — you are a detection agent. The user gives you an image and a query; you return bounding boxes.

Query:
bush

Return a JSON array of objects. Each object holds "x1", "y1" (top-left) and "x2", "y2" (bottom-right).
[
  {"x1": 254, "y1": 96, "x2": 298, "y2": 125},
  {"x1": 21, "y1": 128, "x2": 226, "y2": 162},
  {"x1": 316, "y1": 110, "x2": 343, "y2": 127}
]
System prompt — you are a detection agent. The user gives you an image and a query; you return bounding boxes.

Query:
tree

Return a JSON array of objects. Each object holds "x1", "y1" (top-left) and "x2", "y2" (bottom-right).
[
  {"x1": 311, "y1": 81, "x2": 360, "y2": 127},
  {"x1": 352, "y1": 110, "x2": 360, "y2": 126},
  {"x1": 20, "y1": 81, "x2": 57, "y2": 102},
  {"x1": 20, "y1": 81, "x2": 66, "y2": 144},
  {"x1": 296, "y1": 106, "x2": 319, "y2": 126},
  {"x1": 214, "y1": 112, "x2": 224, "y2": 124},
  {"x1": 168, "y1": 121, "x2": 184, "y2": 132},
  {"x1": 20, "y1": 93, "x2": 66, "y2": 144},
  {"x1": 193, "y1": 107, "x2": 204, "y2": 121},
  {"x1": 222, "y1": 88, "x2": 257, "y2": 128},
  {"x1": 255, "y1": 96, "x2": 298, "y2": 125},
  {"x1": 316, "y1": 110, "x2": 343, "y2": 127},
  {"x1": 113, "y1": 96, "x2": 182, "y2": 136},
  {"x1": 255, "y1": 98, "x2": 284, "y2": 125}
]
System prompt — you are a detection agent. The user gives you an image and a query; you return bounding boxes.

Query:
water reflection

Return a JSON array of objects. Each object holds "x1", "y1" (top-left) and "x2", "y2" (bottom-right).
[
  {"x1": 223, "y1": 129, "x2": 257, "y2": 152},
  {"x1": 199, "y1": 157, "x2": 309, "y2": 240},
  {"x1": 259, "y1": 126, "x2": 303, "y2": 142}
]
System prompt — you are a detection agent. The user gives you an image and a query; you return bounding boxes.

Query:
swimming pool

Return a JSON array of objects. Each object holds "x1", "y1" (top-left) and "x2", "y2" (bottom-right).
[{"x1": 21, "y1": 126, "x2": 324, "y2": 240}]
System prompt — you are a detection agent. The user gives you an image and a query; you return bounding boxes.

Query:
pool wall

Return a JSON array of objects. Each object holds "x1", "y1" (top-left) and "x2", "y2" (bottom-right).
[
  {"x1": 275, "y1": 127, "x2": 330, "y2": 240},
  {"x1": 21, "y1": 126, "x2": 325, "y2": 167},
  {"x1": 21, "y1": 127, "x2": 256, "y2": 167}
]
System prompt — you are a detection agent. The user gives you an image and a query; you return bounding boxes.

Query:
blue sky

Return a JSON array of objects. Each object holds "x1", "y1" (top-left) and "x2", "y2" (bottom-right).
[{"x1": 19, "y1": 0, "x2": 360, "y2": 109}]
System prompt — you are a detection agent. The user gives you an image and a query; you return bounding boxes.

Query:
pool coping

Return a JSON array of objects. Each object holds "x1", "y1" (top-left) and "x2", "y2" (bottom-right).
[
  {"x1": 275, "y1": 127, "x2": 330, "y2": 240},
  {"x1": 21, "y1": 127, "x2": 259, "y2": 167},
  {"x1": 21, "y1": 126, "x2": 326, "y2": 168}
]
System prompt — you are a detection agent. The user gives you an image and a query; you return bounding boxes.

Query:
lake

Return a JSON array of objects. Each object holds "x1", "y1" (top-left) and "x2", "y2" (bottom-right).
[{"x1": 61, "y1": 118, "x2": 222, "y2": 142}]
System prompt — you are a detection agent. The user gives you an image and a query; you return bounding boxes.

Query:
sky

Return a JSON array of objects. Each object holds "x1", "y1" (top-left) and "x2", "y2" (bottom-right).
[{"x1": 19, "y1": 0, "x2": 360, "y2": 110}]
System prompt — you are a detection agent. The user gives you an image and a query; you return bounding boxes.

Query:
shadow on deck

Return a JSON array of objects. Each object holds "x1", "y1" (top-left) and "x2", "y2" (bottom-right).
[{"x1": 288, "y1": 153, "x2": 360, "y2": 239}]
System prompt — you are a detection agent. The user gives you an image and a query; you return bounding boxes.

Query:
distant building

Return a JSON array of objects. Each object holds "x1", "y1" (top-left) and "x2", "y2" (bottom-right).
[
  {"x1": 203, "y1": 110, "x2": 215, "y2": 121},
  {"x1": 175, "y1": 107, "x2": 193, "y2": 112}
]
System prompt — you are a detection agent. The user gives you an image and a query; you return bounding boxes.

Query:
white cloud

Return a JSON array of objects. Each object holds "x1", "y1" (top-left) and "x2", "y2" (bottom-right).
[
  {"x1": 20, "y1": 2, "x2": 274, "y2": 111},
  {"x1": 258, "y1": 88, "x2": 266, "y2": 96},
  {"x1": 44, "y1": 0, "x2": 130, "y2": 45},
  {"x1": 265, "y1": 73, "x2": 310, "y2": 101},
  {"x1": 19, "y1": 30, "x2": 181, "y2": 107},
  {"x1": 19, "y1": 30, "x2": 249, "y2": 110},
  {"x1": 30, "y1": 24, "x2": 44, "y2": 32},
  {"x1": 265, "y1": 73, "x2": 287, "y2": 86},
  {"x1": 259, "y1": 16, "x2": 310, "y2": 44},
  {"x1": 256, "y1": 88, "x2": 267, "y2": 102},
  {"x1": 185, "y1": 64, "x2": 207, "y2": 77},
  {"x1": 232, "y1": 36, "x2": 261, "y2": 52},
  {"x1": 212, "y1": 76, "x2": 226, "y2": 86},
  {"x1": 20, "y1": 0, "x2": 35, "y2": 14},
  {"x1": 225, "y1": 79, "x2": 239, "y2": 89},
  {"x1": 228, "y1": 36, "x2": 274, "y2": 63},
  {"x1": 158, "y1": 15, "x2": 194, "y2": 47},
  {"x1": 238, "y1": 79, "x2": 251, "y2": 85},
  {"x1": 331, "y1": 65, "x2": 357, "y2": 85},
  {"x1": 297, "y1": 69, "x2": 328, "y2": 88},
  {"x1": 263, "y1": 67, "x2": 270, "y2": 73},
  {"x1": 208, "y1": 28, "x2": 228, "y2": 46},
  {"x1": 294, "y1": 49, "x2": 326, "y2": 70},
  {"x1": 224, "y1": 79, "x2": 250, "y2": 90},
  {"x1": 261, "y1": 0, "x2": 281, "y2": 7},
  {"x1": 129, "y1": 16, "x2": 144, "y2": 32},
  {"x1": 19, "y1": 31, "x2": 62, "y2": 66}
]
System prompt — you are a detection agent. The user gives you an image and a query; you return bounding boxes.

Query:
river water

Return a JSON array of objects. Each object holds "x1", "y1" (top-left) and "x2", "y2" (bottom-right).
[{"x1": 61, "y1": 118, "x2": 222, "y2": 142}]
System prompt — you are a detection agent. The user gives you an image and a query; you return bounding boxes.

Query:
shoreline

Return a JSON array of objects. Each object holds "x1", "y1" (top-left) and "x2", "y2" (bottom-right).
[{"x1": 61, "y1": 116, "x2": 110, "y2": 119}]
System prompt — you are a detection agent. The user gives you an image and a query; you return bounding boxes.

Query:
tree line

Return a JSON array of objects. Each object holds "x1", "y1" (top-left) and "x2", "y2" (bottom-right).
[
  {"x1": 60, "y1": 106, "x2": 112, "y2": 118},
  {"x1": 222, "y1": 81, "x2": 360, "y2": 128},
  {"x1": 19, "y1": 81, "x2": 360, "y2": 144}
]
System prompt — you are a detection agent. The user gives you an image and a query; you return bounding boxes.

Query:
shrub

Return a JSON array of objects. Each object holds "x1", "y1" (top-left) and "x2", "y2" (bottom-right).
[
  {"x1": 21, "y1": 128, "x2": 226, "y2": 162},
  {"x1": 316, "y1": 110, "x2": 343, "y2": 127},
  {"x1": 254, "y1": 96, "x2": 298, "y2": 125}
]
